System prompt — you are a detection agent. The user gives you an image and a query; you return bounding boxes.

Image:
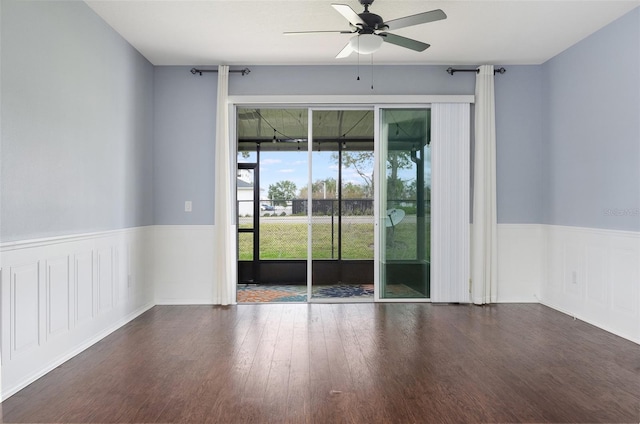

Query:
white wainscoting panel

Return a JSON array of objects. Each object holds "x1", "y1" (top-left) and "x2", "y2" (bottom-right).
[
  {"x1": 496, "y1": 224, "x2": 545, "y2": 303},
  {"x1": 97, "y1": 248, "x2": 114, "y2": 313},
  {"x1": 153, "y1": 225, "x2": 216, "y2": 305},
  {"x1": 10, "y1": 263, "x2": 41, "y2": 358},
  {"x1": 74, "y1": 251, "x2": 94, "y2": 324},
  {"x1": 0, "y1": 227, "x2": 154, "y2": 400},
  {"x1": 45, "y1": 256, "x2": 71, "y2": 340},
  {"x1": 542, "y1": 225, "x2": 640, "y2": 344},
  {"x1": 118, "y1": 244, "x2": 129, "y2": 304},
  {"x1": 1, "y1": 223, "x2": 635, "y2": 401}
]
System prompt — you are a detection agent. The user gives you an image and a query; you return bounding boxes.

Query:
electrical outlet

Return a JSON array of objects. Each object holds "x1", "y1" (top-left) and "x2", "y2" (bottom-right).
[{"x1": 185, "y1": 201, "x2": 192, "y2": 212}]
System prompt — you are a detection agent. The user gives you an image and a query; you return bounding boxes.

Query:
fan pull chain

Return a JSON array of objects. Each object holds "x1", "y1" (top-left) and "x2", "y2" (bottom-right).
[
  {"x1": 356, "y1": 37, "x2": 360, "y2": 81},
  {"x1": 370, "y1": 53, "x2": 374, "y2": 90}
]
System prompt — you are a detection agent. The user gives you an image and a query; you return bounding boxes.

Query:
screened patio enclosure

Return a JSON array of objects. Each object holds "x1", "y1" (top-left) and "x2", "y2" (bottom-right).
[{"x1": 236, "y1": 107, "x2": 431, "y2": 300}]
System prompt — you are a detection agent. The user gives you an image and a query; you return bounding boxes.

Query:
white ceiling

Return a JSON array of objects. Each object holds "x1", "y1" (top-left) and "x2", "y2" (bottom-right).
[{"x1": 85, "y1": 0, "x2": 640, "y2": 66}]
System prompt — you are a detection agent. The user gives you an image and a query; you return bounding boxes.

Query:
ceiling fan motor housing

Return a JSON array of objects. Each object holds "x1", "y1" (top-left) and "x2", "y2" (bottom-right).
[{"x1": 358, "y1": 12, "x2": 386, "y2": 32}]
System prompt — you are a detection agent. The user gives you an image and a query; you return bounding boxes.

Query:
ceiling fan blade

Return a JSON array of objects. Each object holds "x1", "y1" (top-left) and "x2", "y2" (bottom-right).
[
  {"x1": 284, "y1": 30, "x2": 354, "y2": 35},
  {"x1": 332, "y1": 4, "x2": 365, "y2": 27},
  {"x1": 383, "y1": 9, "x2": 447, "y2": 31},
  {"x1": 379, "y1": 32, "x2": 430, "y2": 52},
  {"x1": 336, "y1": 42, "x2": 354, "y2": 59}
]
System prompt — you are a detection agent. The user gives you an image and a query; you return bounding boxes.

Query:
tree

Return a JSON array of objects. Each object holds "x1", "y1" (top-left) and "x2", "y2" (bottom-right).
[
  {"x1": 336, "y1": 152, "x2": 374, "y2": 198},
  {"x1": 386, "y1": 151, "x2": 413, "y2": 200},
  {"x1": 342, "y1": 182, "x2": 367, "y2": 198},
  {"x1": 298, "y1": 178, "x2": 337, "y2": 199},
  {"x1": 336, "y1": 150, "x2": 415, "y2": 200},
  {"x1": 268, "y1": 180, "x2": 297, "y2": 206}
]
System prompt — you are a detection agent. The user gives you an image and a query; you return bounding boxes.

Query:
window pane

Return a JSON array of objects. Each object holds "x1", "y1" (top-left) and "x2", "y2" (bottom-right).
[
  {"x1": 238, "y1": 232, "x2": 253, "y2": 261},
  {"x1": 380, "y1": 108, "x2": 431, "y2": 299}
]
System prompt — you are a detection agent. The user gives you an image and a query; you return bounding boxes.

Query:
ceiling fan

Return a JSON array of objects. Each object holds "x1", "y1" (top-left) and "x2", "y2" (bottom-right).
[{"x1": 284, "y1": 0, "x2": 447, "y2": 58}]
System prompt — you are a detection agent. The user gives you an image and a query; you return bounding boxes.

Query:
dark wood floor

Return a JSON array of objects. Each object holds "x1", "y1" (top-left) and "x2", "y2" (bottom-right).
[{"x1": 1, "y1": 304, "x2": 639, "y2": 423}]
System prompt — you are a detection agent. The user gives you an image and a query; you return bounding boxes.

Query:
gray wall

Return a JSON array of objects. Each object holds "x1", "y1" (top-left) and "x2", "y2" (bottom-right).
[
  {"x1": 7, "y1": 1, "x2": 633, "y2": 234},
  {"x1": 229, "y1": 65, "x2": 475, "y2": 96},
  {"x1": 495, "y1": 66, "x2": 544, "y2": 224},
  {"x1": 1, "y1": 0, "x2": 155, "y2": 242},
  {"x1": 153, "y1": 67, "x2": 217, "y2": 225},
  {"x1": 154, "y1": 65, "x2": 544, "y2": 225},
  {"x1": 541, "y1": 7, "x2": 640, "y2": 231}
]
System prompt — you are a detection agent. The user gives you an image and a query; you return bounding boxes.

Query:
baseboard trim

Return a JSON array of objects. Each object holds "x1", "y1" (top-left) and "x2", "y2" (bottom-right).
[
  {"x1": 155, "y1": 299, "x2": 214, "y2": 305},
  {"x1": 1, "y1": 302, "x2": 155, "y2": 401},
  {"x1": 539, "y1": 300, "x2": 639, "y2": 346}
]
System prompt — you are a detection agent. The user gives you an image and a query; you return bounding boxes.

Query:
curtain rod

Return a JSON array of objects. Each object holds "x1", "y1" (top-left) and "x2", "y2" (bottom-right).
[
  {"x1": 446, "y1": 67, "x2": 506, "y2": 75},
  {"x1": 190, "y1": 67, "x2": 251, "y2": 76}
]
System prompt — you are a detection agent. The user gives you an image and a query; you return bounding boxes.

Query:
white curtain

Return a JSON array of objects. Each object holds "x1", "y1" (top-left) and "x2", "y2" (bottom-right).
[
  {"x1": 213, "y1": 65, "x2": 235, "y2": 305},
  {"x1": 471, "y1": 65, "x2": 498, "y2": 305},
  {"x1": 431, "y1": 103, "x2": 471, "y2": 303}
]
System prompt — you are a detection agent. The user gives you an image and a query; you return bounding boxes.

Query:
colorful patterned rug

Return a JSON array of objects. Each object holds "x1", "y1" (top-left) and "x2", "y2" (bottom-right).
[
  {"x1": 237, "y1": 284, "x2": 375, "y2": 303},
  {"x1": 236, "y1": 283, "x2": 424, "y2": 303},
  {"x1": 236, "y1": 284, "x2": 307, "y2": 303},
  {"x1": 314, "y1": 283, "x2": 374, "y2": 299}
]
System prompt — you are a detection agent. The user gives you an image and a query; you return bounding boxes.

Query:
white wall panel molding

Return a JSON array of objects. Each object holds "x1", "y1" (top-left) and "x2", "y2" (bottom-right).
[
  {"x1": 45, "y1": 256, "x2": 71, "y2": 340},
  {"x1": 8, "y1": 263, "x2": 41, "y2": 359},
  {"x1": 495, "y1": 224, "x2": 545, "y2": 303},
  {"x1": 0, "y1": 227, "x2": 154, "y2": 400},
  {"x1": 1, "y1": 227, "x2": 149, "y2": 252},
  {"x1": 542, "y1": 225, "x2": 640, "y2": 344},
  {"x1": 97, "y1": 248, "x2": 114, "y2": 313},
  {"x1": 152, "y1": 225, "x2": 216, "y2": 305},
  {"x1": 74, "y1": 251, "x2": 95, "y2": 325}
]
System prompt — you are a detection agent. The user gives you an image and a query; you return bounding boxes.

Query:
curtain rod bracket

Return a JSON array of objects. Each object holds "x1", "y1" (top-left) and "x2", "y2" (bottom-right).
[
  {"x1": 446, "y1": 67, "x2": 506, "y2": 75},
  {"x1": 190, "y1": 67, "x2": 251, "y2": 76}
]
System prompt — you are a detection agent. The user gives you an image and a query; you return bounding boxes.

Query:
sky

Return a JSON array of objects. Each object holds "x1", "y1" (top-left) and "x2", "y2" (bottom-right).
[
  {"x1": 239, "y1": 149, "x2": 425, "y2": 201},
  {"x1": 240, "y1": 150, "x2": 375, "y2": 199}
]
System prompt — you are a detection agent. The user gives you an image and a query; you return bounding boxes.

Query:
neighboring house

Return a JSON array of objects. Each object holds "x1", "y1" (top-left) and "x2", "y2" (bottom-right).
[{"x1": 237, "y1": 178, "x2": 254, "y2": 216}]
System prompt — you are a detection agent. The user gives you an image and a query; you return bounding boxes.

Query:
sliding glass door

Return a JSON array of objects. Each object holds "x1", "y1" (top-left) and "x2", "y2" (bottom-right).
[
  {"x1": 236, "y1": 105, "x2": 431, "y2": 302},
  {"x1": 310, "y1": 109, "x2": 374, "y2": 300},
  {"x1": 236, "y1": 107, "x2": 375, "y2": 302},
  {"x1": 378, "y1": 108, "x2": 431, "y2": 299}
]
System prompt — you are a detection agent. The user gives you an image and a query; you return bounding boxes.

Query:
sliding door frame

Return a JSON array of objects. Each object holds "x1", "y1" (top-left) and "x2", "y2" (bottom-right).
[
  {"x1": 229, "y1": 95, "x2": 474, "y2": 303},
  {"x1": 307, "y1": 106, "x2": 375, "y2": 303},
  {"x1": 374, "y1": 105, "x2": 433, "y2": 303}
]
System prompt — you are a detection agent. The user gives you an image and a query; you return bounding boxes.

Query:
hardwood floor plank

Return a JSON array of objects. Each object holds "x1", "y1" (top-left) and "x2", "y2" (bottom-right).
[
  {"x1": 283, "y1": 305, "x2": 312, "y2": 424},
  {"x1": 261, "y1": 305, "x2": 296, "y2": 422},
  {"x1": 1, "y1": 303, "x2": 639, "y2": 423}
]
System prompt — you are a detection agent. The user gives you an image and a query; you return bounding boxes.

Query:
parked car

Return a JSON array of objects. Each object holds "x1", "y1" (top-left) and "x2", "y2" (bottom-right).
[{"x1": 260, "y1": 204, "x2": 275, "y2": 211}]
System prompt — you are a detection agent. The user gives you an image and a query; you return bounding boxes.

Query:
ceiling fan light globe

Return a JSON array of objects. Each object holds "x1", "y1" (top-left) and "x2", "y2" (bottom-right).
[{"x1": 349, "y1": 34, "x2": 383, "y2": 54}]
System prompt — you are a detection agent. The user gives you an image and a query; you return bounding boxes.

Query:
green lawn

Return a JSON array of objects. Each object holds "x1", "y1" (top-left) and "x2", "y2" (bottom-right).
[
  {"x1": 238, "y1": 218, "x2": 430, "y2": 261},
  {"x1": 239, "y1": 222, "x2": 375, "y2": 260}
]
